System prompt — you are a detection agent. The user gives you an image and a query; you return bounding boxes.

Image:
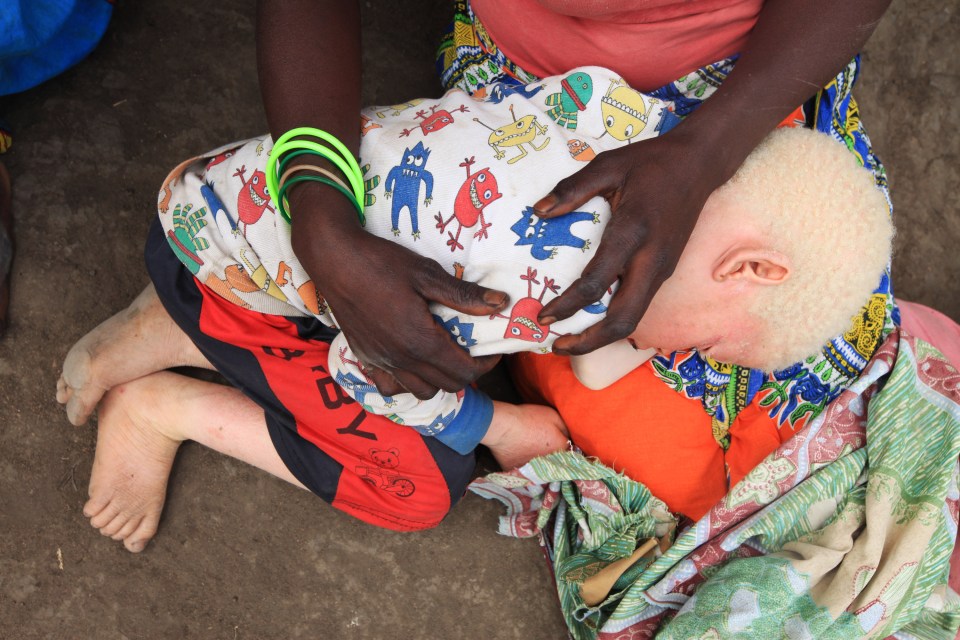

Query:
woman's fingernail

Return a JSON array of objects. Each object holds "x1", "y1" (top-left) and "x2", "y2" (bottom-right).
[
  {"x1": 484, "y1": 291, "x2": 507, "y2": 306},
  {"x1": 539, "y1": 315, "x2": 556, "y2": 325},
  {"x1": 534, "y1": 193, "x2": 557, "y2": 214}
]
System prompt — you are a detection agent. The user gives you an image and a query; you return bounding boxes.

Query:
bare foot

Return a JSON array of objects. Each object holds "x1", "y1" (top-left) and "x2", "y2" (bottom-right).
[
  {"x1": 57, "y1": 284, "x2": 207, "y2": 426},
  {"x1": 481, "y1": 401, "x2": 570, "y2": 471},
  {"x1": 84, "y1": 372, "x2": 188, "y2": 553}
]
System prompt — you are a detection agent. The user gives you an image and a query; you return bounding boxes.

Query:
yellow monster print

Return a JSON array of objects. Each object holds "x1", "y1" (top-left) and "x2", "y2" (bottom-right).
[
  {"x1": 474, "y1": 104, "x2": 550, "y2": 164},
  {"x1": 600, "y1": 79, "x2": 649, "y2": 142}
]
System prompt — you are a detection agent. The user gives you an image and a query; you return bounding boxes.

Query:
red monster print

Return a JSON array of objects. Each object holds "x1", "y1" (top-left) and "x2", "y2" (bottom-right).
[
  {"x1": 492, "y1": 268, "x2": 561, "y2": 343},
  {"x1": 400, "y1": 104, "x2": 469, "y2": 138},
  {"x1": 232, "y1": 165, "x2": 274, "y2": 235},
  {"x1": 205, "y1": 148, "x2": 238, "y2": 170},
  {"x1": 434, "y1": 157, "x2": 502, "y2": 251}
]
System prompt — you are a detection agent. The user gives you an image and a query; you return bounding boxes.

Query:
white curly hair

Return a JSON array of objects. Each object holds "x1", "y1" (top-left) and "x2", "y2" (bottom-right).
[{"x1": 711, "y1": 126, "x2": 894, "y2": 372}]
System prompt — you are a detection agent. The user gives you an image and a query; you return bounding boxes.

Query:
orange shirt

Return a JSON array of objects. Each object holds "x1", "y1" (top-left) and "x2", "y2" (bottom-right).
[
  {"x1": 471, "y1": 0, "x2": 764, "y2": 91},
  {"x1": 511, "y1": 352, "x2": 803, "y2": 520}
]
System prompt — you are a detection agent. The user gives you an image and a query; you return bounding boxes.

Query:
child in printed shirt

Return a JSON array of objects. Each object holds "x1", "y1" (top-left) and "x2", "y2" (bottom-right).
[{"x1": 157, "y1": 67, "x2": 892, "y2": 468}]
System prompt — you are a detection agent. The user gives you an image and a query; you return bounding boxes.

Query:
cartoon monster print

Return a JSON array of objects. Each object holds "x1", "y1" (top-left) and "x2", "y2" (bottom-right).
[
  {"x1": 434, "y1": 157, "x2": 502, "y2": 251},
  {"x1": 509, "y1": 206, "x2": 599, "y2": 260},
  {"x1": 200, "y1": 183, "x2": 243, "y2": 248},
  {"x1": 337, "y1": 347, "x2": 395, "y2": 407},
  {"x1": 166, "y1": 203, "x2": 208, "y2": 275},
  {"x1": 491, "y1": 267, "x2": 562, "y2": 344},
  {"x1": 203, "y1": 264, "x2": 259, "y2": 309},
  {"x1": 360, "y1": 163, "x2": 380, "y2": 208},
  {"x1": 360, "y1": 114, "x2": 382, "y2": 137},
  {"x1": 655, "y1": 105, "x2": 681, "y2": 135},
  {"x1": 355, "y1": 448, "x2": 416, "y2": 497},
  {"x1": 474, "y1": 104, "x2": 550, "y2": 164},
  {"x1": 232, "y1": 165, "x2": 274, "y2": 235},
  {"x1": 374, "y1": 98, "x2": 425, "y2": 119},
  {"x1": 422, "y1": 409, "x2": 458, "y2": 436},
  {"x1": 274, "y1": 261, "x2": 327, "y2": 316},
  {"x1": 205, "y1": 148, "x2": 238, "y2": 171},
  {"x1": 545, "y1": 71, "x2": 593, "y2": 130},
  {"x1": 384, "y1": 142, "x2": 433, "y2": 238},
  {"x1": 400, "y1": 104, "x2": 469, "y2": 138},
  {"x1": 567, "y1": 139, "x2": 596, "y2": 162},
  {"x1": 335, "y1": 370, "x2": 383, "y2": 407},
  {"x1": 157, "y1": 156, "x2": 199, "y2": 214},
  {"x1": 484, "y1": 79, "x2": 545, "y2": 104},
  {"x1": 239, "y1": 248, "x2": 288, "y2": 302},
  {"x1": 600, "y1": 79, "x2": 649, "y2": 142},
  {"x1": 433, "y1": 314, "x2": 478, "y2": 351}
]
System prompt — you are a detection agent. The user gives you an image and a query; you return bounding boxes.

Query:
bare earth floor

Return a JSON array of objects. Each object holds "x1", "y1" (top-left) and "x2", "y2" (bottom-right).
[{"x1": 0, "y1": 1, "x2": 957, "y2": 638}]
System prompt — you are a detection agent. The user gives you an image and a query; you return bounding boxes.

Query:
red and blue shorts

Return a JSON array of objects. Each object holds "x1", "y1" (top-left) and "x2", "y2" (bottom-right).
[{"x1": 145, "y1": 219, "x2": 475, "y2": 531}]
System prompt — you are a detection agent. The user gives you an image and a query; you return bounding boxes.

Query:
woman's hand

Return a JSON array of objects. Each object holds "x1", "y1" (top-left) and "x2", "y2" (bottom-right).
[
  {"x1": 532, "y1": 0, "x2": 892, "y2": 357},
  {"x1": 532, "y1": 129, "x2": 719, "y2": 356},
  {"x1": 291, "y1": 189, "x2": 508, "y2": 398}
]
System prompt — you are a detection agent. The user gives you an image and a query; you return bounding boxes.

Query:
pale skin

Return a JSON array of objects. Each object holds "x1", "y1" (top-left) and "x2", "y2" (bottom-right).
[
  {"x1": 56, "y1": 190, "x2": 784, "y2": 554},
  {"x1": 56, "y1": 285, "x2": 568, "y2": 552}
]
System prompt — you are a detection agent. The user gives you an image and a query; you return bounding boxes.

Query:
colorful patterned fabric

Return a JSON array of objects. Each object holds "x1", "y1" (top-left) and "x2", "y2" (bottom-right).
[
  {"x1": 470, "y1": 331, "x2": 960, "y2": 639},
  {"x1": 436, "y1": 3, "x2": 899, "y2": 457},
  {"x1": 157, "y1": 65, "x2": 738, "y2": 454}
]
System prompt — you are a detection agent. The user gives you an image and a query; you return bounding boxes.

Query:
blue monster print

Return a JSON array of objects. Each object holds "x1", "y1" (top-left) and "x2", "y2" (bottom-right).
[
  {"x1": 433, "y1": 314, "x2": 477, "y2": 351},
  {"x1": 335, "y1": 370, "x2": 394, "y2": 407},
  {"x1": 510, "y1": 206, "x2": 599, "y2": 260},
  {"x1": 655, "y1": 105, "x2": 682, "y2": 135},
  {"x1": 419, "y1": 409, "x2": 458, "y2": 437},
  {"x1": 384, "y1": 141, "x2": 434, "y2": 239},
  {"x1": 200, "y1": 183, "x2": 239, "y2": 236},
  {"x1": 486, "y1": 79, "x2": 545, "y2": 104}
]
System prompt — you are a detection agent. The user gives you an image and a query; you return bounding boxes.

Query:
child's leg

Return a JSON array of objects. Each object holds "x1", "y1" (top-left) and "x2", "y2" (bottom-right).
[
  {"x1": 480, "y1": 400, "x2": 570, "y2": 470},
  {"x1": 57, "y1": 283, "x2": 207, "y2": 425},
  {"x1": 85, "y1": 370, "x2": 305, "y2": 553}
]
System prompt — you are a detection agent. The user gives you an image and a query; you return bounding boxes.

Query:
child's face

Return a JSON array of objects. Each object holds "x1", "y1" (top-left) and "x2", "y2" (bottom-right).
[{"x1": 627, "y1": 194, "x2": 765, "y2": 365}]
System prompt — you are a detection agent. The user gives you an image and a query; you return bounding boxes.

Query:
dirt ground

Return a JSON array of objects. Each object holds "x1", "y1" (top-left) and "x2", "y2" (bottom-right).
[{"x1": 1, "y1": 1, "x2": 957, "y2": 638}]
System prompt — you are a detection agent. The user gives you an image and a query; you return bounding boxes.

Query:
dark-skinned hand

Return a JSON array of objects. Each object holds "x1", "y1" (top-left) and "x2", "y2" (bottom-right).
[
  {"x1": 290, "y1": 189, "x2": 507, "y2": 399},
  {"x1": 532, "y1": 128, "x2": 721, "y2": 356}
]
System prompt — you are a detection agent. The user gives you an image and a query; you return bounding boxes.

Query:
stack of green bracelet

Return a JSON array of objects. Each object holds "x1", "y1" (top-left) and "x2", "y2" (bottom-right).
[{"x1": 266, "y1": 127, "x2": 366, "y2": 225}]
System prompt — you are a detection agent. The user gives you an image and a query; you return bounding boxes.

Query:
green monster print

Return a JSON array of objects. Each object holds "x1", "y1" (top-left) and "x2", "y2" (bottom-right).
[
  {"x1": 166, "y1": 203, "x2": 208, "y2": 275},
  {"x1": 545, "y1": 71, "x2": 593, "y2": 130}
]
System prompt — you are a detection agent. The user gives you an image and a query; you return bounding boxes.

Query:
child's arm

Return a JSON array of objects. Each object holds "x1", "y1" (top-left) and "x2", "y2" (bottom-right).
[
  {"x1": 570, "y1": 340, "x2": 656, "y2": 390},
  {"x1": 481, "y1": 401, "x2": 569, "y2": 471},
  {"x1": 328, "y1": 332, "x2": 492, "y2": 454}
]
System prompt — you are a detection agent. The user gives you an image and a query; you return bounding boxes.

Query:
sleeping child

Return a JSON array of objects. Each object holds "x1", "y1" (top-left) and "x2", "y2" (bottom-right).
[
  {"x1": 149, "y1": 66, "x2": 892, "y2": 468},
  {"x1": 53, "y1": 67, "x2": 894, "y2": 555}
]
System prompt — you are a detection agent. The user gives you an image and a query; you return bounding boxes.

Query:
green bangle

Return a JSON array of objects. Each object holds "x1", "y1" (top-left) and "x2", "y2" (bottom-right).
[
  {"x1": 267, "y1": 127, "x2": 365, "y2": 208},
  {"x1": 270, "y1": 139, "x2": 363, "y2": 203},
  {"x1": 275, "y1": 126, "x2": 363, "y2": 180},
  {"x1": 278, "y1": 174, "x2": 364, "y2": 225}
]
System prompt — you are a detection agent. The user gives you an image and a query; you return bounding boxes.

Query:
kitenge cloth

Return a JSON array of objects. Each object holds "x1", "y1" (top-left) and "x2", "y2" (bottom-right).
[
  {"x1": 470, "y1": 330, "x2": 960, "y2": 639},
  {"x1": 157, "y1": 65, "x2": 721, "y2": 454},
  {"x1": 437, "y1": 0, "x2": 898, "y2": 463}
]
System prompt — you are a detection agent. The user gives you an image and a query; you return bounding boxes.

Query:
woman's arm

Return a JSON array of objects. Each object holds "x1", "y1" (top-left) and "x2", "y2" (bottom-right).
[
  {"x1": 533, "y1": 0, "x2": 892, "y2": 356},
  {"x1": 257, "y1": 0, "x2": 507, "y2": 398}
]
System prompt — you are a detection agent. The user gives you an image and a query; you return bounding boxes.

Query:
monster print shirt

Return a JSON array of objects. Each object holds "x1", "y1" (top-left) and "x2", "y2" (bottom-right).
[
  {"x1": 158, "y1": 66, "x2": 709, "y2": 453},
  {"x1": 471, "y1": 0, "x2": 764, "y2": 91}
]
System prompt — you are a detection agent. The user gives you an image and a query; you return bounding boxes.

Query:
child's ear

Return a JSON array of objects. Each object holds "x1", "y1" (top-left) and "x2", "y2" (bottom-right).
[{"x1": 714, "y1": 247, "x2": 791, "y2": 285}]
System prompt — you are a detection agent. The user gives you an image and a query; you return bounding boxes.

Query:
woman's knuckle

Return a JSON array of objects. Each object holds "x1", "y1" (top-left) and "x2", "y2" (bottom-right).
[
  {"x1": 604, "y1": 320, "x2": 636, "y2": 341},
  {"x1": 576, "y1": 279, "x2": 606, "y2": 301}
]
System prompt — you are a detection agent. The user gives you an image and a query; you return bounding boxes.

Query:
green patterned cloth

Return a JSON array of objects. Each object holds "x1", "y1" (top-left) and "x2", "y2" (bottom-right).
[{"x1": 471, "y1": 331, "x2": 960, "y2": 639}]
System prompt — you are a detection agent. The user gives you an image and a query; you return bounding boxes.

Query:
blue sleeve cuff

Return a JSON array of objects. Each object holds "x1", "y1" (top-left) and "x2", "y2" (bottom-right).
[{"x1": 431, "y1": 386, "x2": 493, "y2": 455}]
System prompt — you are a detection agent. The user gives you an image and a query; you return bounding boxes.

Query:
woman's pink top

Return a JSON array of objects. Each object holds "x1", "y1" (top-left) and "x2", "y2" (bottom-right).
[{"x1": 471, "y1": 0, "x2": 764, "y2": 91}]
